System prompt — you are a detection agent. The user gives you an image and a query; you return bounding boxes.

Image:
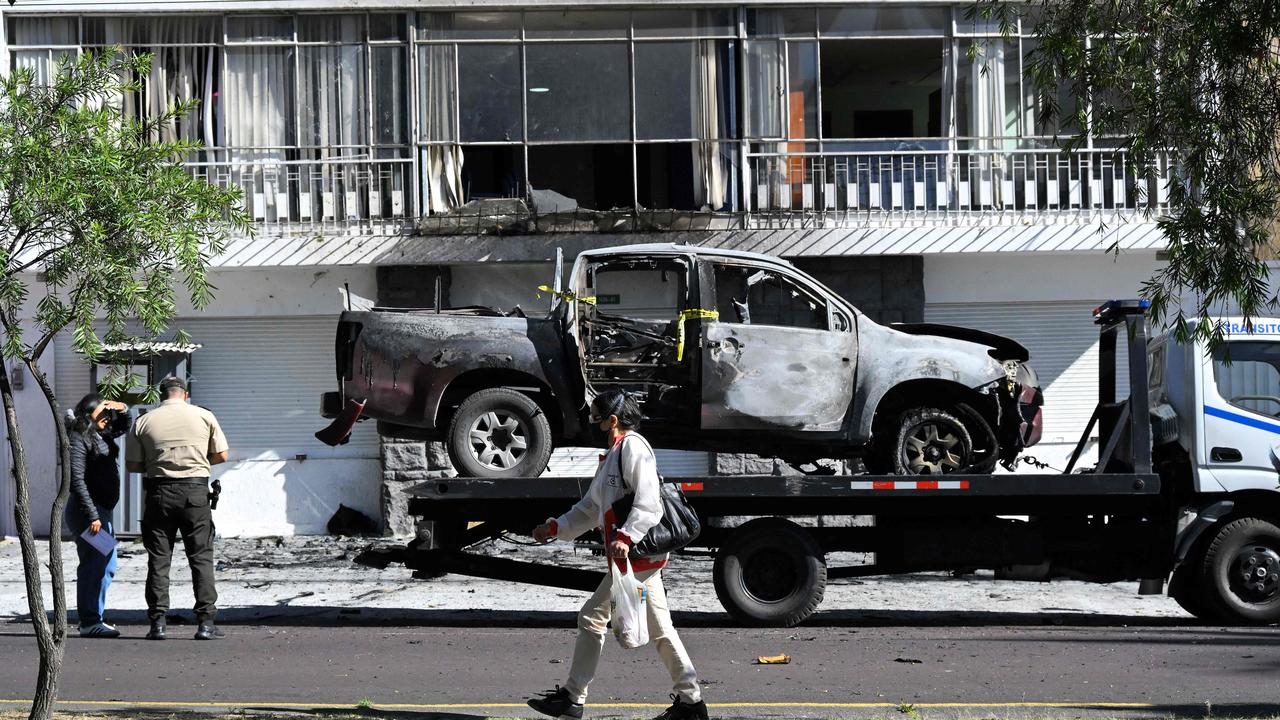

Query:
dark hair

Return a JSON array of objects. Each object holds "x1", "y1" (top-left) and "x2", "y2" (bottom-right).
[
  {"x1": 590, "y1": 389, "x2": 643, "y2": 429},
  {"x1": 72, "y1": 393, "x2": 104, "y2": 434},
  {"x1": 158, "y1": 375, "x2": 187, "y2": 398}
]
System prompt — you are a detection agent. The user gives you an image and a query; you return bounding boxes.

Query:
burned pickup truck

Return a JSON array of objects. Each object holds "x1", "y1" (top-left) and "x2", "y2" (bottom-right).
[{"x1": 319, "y1": 244, "x2": 1043, "y2": 478}]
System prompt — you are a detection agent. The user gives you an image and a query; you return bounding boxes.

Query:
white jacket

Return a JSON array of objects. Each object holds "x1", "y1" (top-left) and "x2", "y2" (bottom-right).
[{"x1": 554, "y1": 433, "x2": 665, "y2": 557}]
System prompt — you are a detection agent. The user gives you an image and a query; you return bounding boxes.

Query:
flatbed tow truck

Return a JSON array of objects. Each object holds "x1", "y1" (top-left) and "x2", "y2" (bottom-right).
[{"x1": 358, "y1": 300, "x2": 1280, "y2": 627}]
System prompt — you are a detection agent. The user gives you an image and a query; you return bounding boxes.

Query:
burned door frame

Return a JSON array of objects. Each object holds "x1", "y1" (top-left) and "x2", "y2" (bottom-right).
[
  {"x1": 698, "y1": 258, "x2": 858, "y2": 433},
  {"x1": 572, "y1": 254, "x2": 701, "y2": 433}
]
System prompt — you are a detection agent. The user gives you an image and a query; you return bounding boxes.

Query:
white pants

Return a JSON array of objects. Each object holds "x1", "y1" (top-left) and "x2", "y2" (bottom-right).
[{"x1": 565, "y1": 567, "x2": 701, "y2": 705}]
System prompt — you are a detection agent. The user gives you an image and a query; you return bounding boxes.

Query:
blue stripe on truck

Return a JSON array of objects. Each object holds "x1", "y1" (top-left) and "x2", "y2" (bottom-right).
[{"x1": 1204, "y1": 405, "x2": 1280, "y2": 434}]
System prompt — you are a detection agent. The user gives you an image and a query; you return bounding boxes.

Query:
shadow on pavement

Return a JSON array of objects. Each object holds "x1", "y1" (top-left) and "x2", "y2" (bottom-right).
[{"x1": 1, "y1": 606, "x2": 1203, "y2": 629}]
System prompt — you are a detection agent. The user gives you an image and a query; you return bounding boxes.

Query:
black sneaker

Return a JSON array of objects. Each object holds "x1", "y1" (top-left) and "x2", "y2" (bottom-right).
[
  {"x1": 653, "y1": 694, "x2": 709, "y2": 720},
  {"x1": 194, "y1": 623, "x2": 225, "y2": 640},
  {"x1": 527, "y1": 685, "x2": 583, "y2": 720}
]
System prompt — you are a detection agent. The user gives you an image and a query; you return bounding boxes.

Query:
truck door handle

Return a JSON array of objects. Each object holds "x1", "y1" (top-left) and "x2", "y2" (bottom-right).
[{"x1": 1211, "y1": 447, "x2": 1243, "y2": 462}]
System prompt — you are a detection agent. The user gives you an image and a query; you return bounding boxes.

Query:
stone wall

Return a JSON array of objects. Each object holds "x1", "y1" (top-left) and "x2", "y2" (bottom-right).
[{"x1": 375, "y1": 265, "x2": 455, "y2": 538}]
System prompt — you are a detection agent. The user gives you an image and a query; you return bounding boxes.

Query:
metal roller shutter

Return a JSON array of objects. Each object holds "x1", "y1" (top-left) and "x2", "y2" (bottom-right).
[
  {"x1": 174, "y1": 316, "x2": 379, "y2": 459},
  {"x1": 54, "y1": 331, "x2": 92, "y2": 412},
  {"x1": 923, "y1": 302, "x2": 1126, "y2": 444},
  {"x1": 57, "y1": 319, "x2": 378, "y2": 459}
]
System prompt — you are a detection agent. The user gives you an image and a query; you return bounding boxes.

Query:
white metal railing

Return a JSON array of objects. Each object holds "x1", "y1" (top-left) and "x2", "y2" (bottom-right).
[
  {"x1": 186, "y1": 149, "x2": 416, "y2": 235},
  {"x1": 746, "y1": 146, "x2": 1179, "y2": 226}
]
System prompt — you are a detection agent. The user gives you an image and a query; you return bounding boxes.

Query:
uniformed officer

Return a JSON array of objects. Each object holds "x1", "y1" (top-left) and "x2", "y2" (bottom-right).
[{"x1": 126, "y1": 376, "x2": 230, "y2": 641}]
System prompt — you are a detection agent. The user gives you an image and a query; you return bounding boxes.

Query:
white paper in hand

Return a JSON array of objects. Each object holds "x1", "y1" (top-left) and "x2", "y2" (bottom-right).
[{"x1": 80, "y1": 527, "x2": 116, "y2": 557}]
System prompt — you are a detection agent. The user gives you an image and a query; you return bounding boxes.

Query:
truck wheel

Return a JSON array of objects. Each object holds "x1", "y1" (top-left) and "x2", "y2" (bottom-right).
[
  {"x1": 447, "y1": 388, "x2": 553, "y2": 478},
  {"x1": 892, "y1": 408, "x2": 974, "y2": 475},
  {"x1": 1199, "y1": 517, "x2": 1280, "y2": 625},
  {"x1": 713, "y1": 518, "x2": 826, "y2": 627}
]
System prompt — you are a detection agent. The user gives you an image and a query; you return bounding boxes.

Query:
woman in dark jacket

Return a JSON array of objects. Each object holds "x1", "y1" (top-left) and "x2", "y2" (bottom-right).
[{"x1": 65, "y1": 393, "x2": 131, "y2": 638}]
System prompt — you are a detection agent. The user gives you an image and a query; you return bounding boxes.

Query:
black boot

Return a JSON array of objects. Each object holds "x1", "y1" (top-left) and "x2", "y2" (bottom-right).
[
  {"x1": 194, "y1": 622, "x2": 225, "y2": 640},
  {"x1": 527, "y1": 685, "x2": 583, "y2": 720},
  {"x1": 145, "y1": 617, "x2": 166, "y2": 641},
  {"x1": 652, "y1": 694, "x2": 709, "y2": 720}
]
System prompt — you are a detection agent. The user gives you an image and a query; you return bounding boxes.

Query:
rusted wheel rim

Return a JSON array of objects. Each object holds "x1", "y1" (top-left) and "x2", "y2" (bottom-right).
[
  {"x1": 903, "y1": 422, "x2": 963, "y2": 474},
  {"x1": 468, "y1": 410, "x2": 529, "y2": 471}
]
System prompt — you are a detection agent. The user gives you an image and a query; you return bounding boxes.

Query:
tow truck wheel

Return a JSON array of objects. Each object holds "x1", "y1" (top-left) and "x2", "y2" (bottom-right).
[
  {"x1": 713, "y1": 518, "x2": 826, "y2": 627},
  {"x1": 892, "y1": 408, "x2": 974, "y2": 475},
  {"x1": 447, "y1": 388, "x2": 553, "y2": 478},
  {"x1": 1199, "y1": 517, "x2": 1280, "y2": 625}
]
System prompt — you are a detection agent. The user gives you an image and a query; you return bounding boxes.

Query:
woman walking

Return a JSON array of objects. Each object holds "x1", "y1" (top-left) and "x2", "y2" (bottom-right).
[
  {"x1": 65, "y1": 393, "x2": 131, "y2": 638},
  {"x1": 528, "y1": 390, "x2": 708, "y2": 720}
]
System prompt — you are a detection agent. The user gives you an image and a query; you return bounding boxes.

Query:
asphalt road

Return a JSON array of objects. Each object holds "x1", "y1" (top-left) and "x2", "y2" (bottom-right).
[{"x1": 0, "y1": 614, "x2": 1277, "y2": 719}]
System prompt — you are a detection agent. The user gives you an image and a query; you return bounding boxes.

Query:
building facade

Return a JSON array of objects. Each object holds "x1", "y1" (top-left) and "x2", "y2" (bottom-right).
[{"x1": 0, "y1": 2, "x2": 1168, "y2": 537}]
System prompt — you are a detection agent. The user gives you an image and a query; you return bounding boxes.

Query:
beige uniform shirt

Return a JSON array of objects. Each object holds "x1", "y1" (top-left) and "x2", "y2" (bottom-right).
[{"x1": 126, "y1": 399, "x2": 229, "y2": 479}]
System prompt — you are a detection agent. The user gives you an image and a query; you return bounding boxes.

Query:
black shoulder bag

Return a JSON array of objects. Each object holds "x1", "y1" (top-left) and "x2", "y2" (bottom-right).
[{"x1": 610, "y1": 436, "x2": 701, "y2": 557}]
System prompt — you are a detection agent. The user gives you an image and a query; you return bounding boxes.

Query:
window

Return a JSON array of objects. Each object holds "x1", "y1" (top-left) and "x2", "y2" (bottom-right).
[
  {"x1": 820, "y1": 38, "x2": 944, "y2": 139},
  {"x1": 457, "y1": 44, "x2": 522, "y2": 142},
  {"x1": 526, "y1": 43, "x2": 630, "y2": 141},
  {"x1": 713, "y1": 264, "x2": 828, "y2": 330},
  {"x1": 1213, "y1": 342, "x2": 1280, "y2": 417},
  {"x1": 415, "y1": 10, "x2": 740, "y2": 215}
]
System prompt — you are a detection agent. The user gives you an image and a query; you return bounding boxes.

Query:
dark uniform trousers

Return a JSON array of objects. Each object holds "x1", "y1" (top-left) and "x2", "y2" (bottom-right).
[{"x1": 142, "y1": 478, "x2": 217, "y2": 622}]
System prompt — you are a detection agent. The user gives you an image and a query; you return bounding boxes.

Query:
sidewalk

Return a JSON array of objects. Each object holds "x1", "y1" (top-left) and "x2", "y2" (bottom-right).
[{"x1": 0, "y1": 535, "x2": 1188, "y2": 626}]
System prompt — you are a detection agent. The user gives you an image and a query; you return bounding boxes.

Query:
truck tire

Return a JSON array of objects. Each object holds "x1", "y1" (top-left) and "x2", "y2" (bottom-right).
[
  {"x1": 713, "y1": 518, "x2": 826, "y2": 627},
  {"x1": 891, "y1": 407, "x2": 974, "y2": 475},
  {"x1": 447, "y1": 388, "x2": 553, "y2": 478},
  {"x1": 1199, "y1": 517, "x2": 1280, "y2": 625}
]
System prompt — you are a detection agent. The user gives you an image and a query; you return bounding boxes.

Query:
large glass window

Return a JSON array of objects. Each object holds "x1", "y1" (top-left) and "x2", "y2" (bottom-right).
[
  {"x1": 526, "y1": 43, "x2": 630, "y2": 141},
  {"x1": 457, "y1": 44, "x2": 522, "y2": 142},
  {"x1": 415, "y1": 9, "x2": 740, "y2": 214}
]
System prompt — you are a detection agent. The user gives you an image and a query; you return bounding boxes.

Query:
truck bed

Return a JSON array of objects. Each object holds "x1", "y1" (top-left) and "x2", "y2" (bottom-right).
[{"x1": 409, "y1": 471, "x2": 1163, "y2": 532}]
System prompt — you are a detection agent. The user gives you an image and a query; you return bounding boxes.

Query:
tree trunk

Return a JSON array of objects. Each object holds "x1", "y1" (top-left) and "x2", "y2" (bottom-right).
[
  {"x1": 29, "y1": 356, "x2": 70, "y2": 719},
  {"x1": 0, "y1": 361, "x2": 62, "y2": 720}
]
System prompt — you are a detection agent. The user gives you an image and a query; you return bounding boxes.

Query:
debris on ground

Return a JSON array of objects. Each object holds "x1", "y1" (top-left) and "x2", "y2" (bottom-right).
[{"x1": 754, "y1": 654, "x2": 791, "y2": 665}]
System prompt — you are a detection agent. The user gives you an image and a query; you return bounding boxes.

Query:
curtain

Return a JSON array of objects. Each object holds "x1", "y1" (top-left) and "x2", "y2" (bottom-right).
[
  {"x1": 691, "y1": 38, "x2": 729, "y2": 210},
  {"x1": 224, "y1": 46, "x2": 294, "y2": 162},
  {"x1": 299, "y1": 16, "x2": 367, "y2": 152},
  {"x1": 967, "y1": 40, "x2": 1012, "y2": 206},
  {"x1": 419, "y1": 41, "x2": 462, "y2": 213},
  {"x1": 9, "y1": 18, "x2": 77, "y2": 85}
]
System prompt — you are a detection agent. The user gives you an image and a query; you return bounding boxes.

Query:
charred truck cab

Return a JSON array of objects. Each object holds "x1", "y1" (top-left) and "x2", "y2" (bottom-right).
[{"x1": 319, "y1": 243, "x2": 1042, "y2": 478}]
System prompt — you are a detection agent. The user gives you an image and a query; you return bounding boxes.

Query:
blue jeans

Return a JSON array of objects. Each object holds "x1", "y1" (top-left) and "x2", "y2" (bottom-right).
[{"x1": 65, "y1": 502, "x2": 117, "y2": 627}]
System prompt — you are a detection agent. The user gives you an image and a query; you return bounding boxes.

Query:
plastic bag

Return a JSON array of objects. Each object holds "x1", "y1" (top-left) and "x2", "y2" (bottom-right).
[{"x1": 609, "y1": 559, "x2": 650, "y2": 649}]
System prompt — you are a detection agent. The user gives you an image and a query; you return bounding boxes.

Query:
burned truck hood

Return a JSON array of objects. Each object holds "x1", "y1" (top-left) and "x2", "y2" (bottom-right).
[{"x1": 890, "y1": 323, "x2": 1029, "y2": 362}]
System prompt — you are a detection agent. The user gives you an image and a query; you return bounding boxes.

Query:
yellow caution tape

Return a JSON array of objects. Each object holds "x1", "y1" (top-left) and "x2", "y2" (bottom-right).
[
  {"x1": 675, "y1": 308, "x2": 719, "y2": 361},
  {"x1": 536, "y1": 285, "x2": 595, "y2": 305}
]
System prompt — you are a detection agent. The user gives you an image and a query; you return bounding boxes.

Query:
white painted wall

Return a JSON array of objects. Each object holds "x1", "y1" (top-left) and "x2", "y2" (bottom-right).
[
  {"x1": 0, "y1": 323, "x2": 61, "y2": 538},
  {"x1": 212, "y1": 458, "x2": 381, "y2": 536},
  {"x1": 924, "y1": 251, "x2": 1162, "y2": 305},
  {"x1": 176, "y1": 267, "x2": 378, "y2": 318}
]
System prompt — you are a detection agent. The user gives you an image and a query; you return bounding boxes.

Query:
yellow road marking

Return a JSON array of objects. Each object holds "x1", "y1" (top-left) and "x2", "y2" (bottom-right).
[{"x1": 0, "y1": 699, "x2": 1158, "y2": 710}]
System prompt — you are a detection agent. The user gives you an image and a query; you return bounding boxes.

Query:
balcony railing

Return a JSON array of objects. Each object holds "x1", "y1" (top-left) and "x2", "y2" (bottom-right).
[
  {"x1": 746, "y1": 145, "x2": 1178, "y2": 228},
  {"x1": 188, "y1": 144, "x2": 1178, "y2": 237},
  {"x1": 186, "y1": 149, "x2": 415, "y2": 236}
]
